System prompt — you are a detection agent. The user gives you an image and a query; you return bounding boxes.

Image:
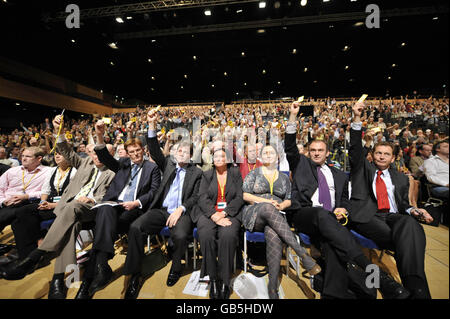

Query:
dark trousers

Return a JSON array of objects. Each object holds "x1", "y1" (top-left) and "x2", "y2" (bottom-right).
[
  {"x1": 291, "y1": 207, "x2": 366, "y2": 298},
  {"x1": 196, "y1": 214, "x2": 241, "y2": 286},
  {"x1": 10, "y1": 203, "x2": 56, "y2": 260},
  {"x1": 0, "y1": 203, "x2": 28, "y2": 233},
  {"x1": 350, "y1": 212, "x2": 430, "y2": 297},
  {"x1": 123, "y1": 208, "x2": 192, "y2": 276},
  {"x1": 92, "y1": 205, "x2": 143, "y2": 258}
]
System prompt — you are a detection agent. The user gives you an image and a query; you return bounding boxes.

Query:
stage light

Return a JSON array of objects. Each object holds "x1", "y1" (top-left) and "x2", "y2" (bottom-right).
[
  {"x1": 211, "y1": 84, "x2": 215, "y2": 88},
  {"x1": 300, "y1": 0, "x2": 307, "y2": 6},
  {"x1": 224, "y1": 72, "x2": 228, "y2": 76},
  {"x1": 148, "y1": 58, "x2": 153, "y2": 63},
  {"x1": 241, "y1": 52, "x2": 245, "y2": 57},
  {"x1": 108, "y1": 42, "x2": 118, "y2": 49},
  {"x1": 345, "y1": 65, "x2": 349, "y2": 70},
  {"x1": 401, "y1": 42, "x2": 406, "y2": 47},
  {"x1": 259, "y1": 2, "x2": 266, "y2": 9},
  {"x1": 292, "y1": 49, "x2": 297, "y2": 54},
  {"x1": 244, "y1": 82, "x2": 247, "y2": 86},
  {"x1": 151, "y1": 76, "x2": 156, "y2": 80},
  {"x1": 304, "y1": 67, "x2": 308, "y2": 72},
  {"x1": 116, "y1": 17, "x2": 124, "y2": 23},
  {"x1": 392, "y1": 64, "x2": 396, "y2": 67},
  {"x1": 184, "y1": 74, "x2": 188, "y2": 79},
  {"x1": 71, "y1": 39, "x2": 75, "y2": 43},
  {"x1": 387, "y1": 76, "x2": 392, "y2": 80},
  {"x1": 262, "y1": 69, "x2": 267, "y2": 74},
  {"x1": 343, "y1": 45, "x2": 350, "y2": 51},
  {"x1": 204, "y1": 9, "x2": 211, "y2": 16},
  {"x1": 110, "y1": 61, "x2": 115, "y2": 66},
  {"x1": 193, "y1": 56, "x2": 197, "y2": 60}
]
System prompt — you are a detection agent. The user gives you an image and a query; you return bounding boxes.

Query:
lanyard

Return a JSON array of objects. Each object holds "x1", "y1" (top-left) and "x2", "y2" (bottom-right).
[
  {"x1": 263, "y1": 167, "x2": 278, "y2": 196},
  {"x1": 128, "y1": 164, "x2": 143, "y2": 186},
  {"x1": 217, "y1": 173, "x2": 226, "y2": 200},
  {"x1": 56, "y1": 167, "x2": 71, "y2": 195},
  {"x1": 247, "y1": 163, "x2": 256, "y2": 172},
  {"x1": 22, "y1": 169, "x2": 39, "y2": 193}
]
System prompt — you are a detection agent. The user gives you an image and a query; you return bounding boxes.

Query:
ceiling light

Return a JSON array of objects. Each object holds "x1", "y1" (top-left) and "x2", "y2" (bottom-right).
[
  {"x1": 15, "y1": 102, "x2": 20, "y2": 106},
  {"x1": 345, "y1": 65, "x2": 349, "y2": 70},
  {"x1": 236, "y1": 9, "x2": 243, "y2": 13},
  {"x1": 115, "y1": 17, "x2": 124, "y2": 23},
  {"x1": 300, "y1": 0, "x2": 307, "y2": 6},
  {"x1": 433, "y1": 17, "x2": 438, "y2": 20},
  {"x1": 241, "y1": 52, "x2": 245, "y2": 56},
  {"x1": 151, "y1": 88, "x2": 155, "y2": 91},
  {"x1": 262, "y1": 69, "x2": 267, "y2": 74},
  {"x1": 244, "y1": 82, "x2": 247, "y2": 86},
  {"x1": 224, "y1": 72, "x2": 228, "y2": 76},
  {"x1": 323, "y1": 0, "x2": 330, "y2": 2},
  {"x1": 151, "y1": 39, "x2": 156, "y2": 43},
  {"x1": 257, "y1": 29, "x2": 266, "y2": 34},
  {"x1": 343, "y1": 45, "x2": 350, "y2": 51},
  {"x1": 148, "y1": 58, "x2": 153, "y2": 63},
  {"x1": 304, "y1": 67, "x2": 308, "y2": 72},
  {"x1": 270, "y1": 91, "x2": 274, "y2": 94},
  {"x1": 100, "y1": 90, "x2": 103, "y2": 93},
  {"x1": 354, "y1": 21, "x2": 364, "y2": 27},
  {"x1": 193, "y1": 56, "x2": 197, "y2": 60},
  {"x1": 392, "y1": 63, "x2": 396, "y2": 67},
  {"x1": 277, "y1": 81, "x2": 281, "y2": 85},
  {"x1": 204, "y1": 9, "x2": 211, "y2": 16},
  {"x1": 313, "y1": 80, "x2": 318, "y2": 83},
  {"x1": 181, "y1": 86, "x2": 184, "y2": 89},
  {"x1": 184, "y1": 74, "x2": 188, "y2": 79},
  {"x1": 151, "y1": 76, "x2": 156, "y2": 80},
  {"x1": 292, "y1": 49, "x2": 297, "y2": 54},
  {"x1": 126, "y1": 16, "x2": 133, "y2": 20},
  {"x1": 401, "y1": 42, "x2": 406, "y2": 47},
  {"x1": 387, "y1": 76, "x2": 392, "y2": 80},
  {"x1": 211, "y1": 84, "x2": 215, "y2": 88},
  {"x1": 236, "y1": 92, "x2": 239, "y2": 95},
  {"x1": 71, "y1": 39, "x2": 75, "y2": 43},
  {"x1": 259, "y1": 1, "x2": 266, "y2": 9},
  {"x1": 110, "y1": 61, "x2": 115, "y2": 66},
  {"x1": 108, "y1": 42, "x2": 118, "y2": 49}
]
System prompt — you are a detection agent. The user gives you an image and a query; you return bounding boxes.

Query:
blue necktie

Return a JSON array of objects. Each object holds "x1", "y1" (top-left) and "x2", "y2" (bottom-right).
[
  {"x1": 123, "y1": 164, "x2": 139, "y2": 202},
  {"x1": 317, "y1": 166, "x2": 332, "y2": 211}
]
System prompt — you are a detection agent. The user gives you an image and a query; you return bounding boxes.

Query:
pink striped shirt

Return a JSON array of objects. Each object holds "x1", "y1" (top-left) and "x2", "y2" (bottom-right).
[{"x1": 0, "y1": 164, "x2": 51, "y2": 207}]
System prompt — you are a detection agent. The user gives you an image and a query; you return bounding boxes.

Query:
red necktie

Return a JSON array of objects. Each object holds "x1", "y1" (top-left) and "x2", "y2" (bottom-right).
[{"x1": 376, "y1": 170, "x2": 390, "y2": 212}]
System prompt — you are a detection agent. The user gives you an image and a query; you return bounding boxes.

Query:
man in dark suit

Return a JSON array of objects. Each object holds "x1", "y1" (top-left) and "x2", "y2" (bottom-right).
[
  {"x1": 75, "y1": 120, "x2": 162, "y2": 299},
  {"x1": 349, "y1": 101, "x2": 434, "y2": 299},
  {"x1": 285, "y1": 102, "x2": 407, "y2": 299},
  {"x1": 117, "y1": 108, "x2": 202, "y2": 299}
]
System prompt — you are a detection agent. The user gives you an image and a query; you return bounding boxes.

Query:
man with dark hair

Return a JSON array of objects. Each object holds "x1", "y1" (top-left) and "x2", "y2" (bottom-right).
[
  {"x1": 115, "y1": 108, "x2": 202, "y2": 299},
  {"x1": 285, "y1": 102, "x2": 406, "y2": 299},
  {"x1": 349, "y1": 101, "x2": 434, "y2": 299},
  {"x1": 74, "y1": 121, "x2": 162, "y2": 299}
]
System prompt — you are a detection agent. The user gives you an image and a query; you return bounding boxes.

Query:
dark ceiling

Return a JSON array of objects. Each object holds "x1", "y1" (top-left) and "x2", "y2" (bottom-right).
[{"x1": 0, "y1": 0, "x2": 448, "y2": 105}]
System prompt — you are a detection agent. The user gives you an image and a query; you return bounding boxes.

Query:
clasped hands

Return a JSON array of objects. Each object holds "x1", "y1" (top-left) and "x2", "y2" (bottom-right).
[
  {"x1": 211, "y1": 211, "x2": 232, "y2": 227},
  {"x1": 333, "y1": 207, "x2": 349, "y2": 225},
  {"x1": 2, "y1": 194, "x2": 28, "y2": 207}
]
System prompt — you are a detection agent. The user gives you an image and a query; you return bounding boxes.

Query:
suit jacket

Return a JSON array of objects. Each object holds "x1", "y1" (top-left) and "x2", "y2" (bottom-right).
[
  {"x1": 349, "y1": 128, "x2": 412, "y2": 223},
  {"x1": 285, "y1": 131, "x2": 351, "y2": 213},
  {"x1": 193, "y1": 165, "x2": 244, "y2": 223},
  {"x1": 146, "y1": 134, "x2": 202, "y2": 216},
  {"x1": 94, "y1": 145, "x2": 161, "y2": 211},
  {"x1": 53, "y1": 140, "x2": 115, "y2": 214}
]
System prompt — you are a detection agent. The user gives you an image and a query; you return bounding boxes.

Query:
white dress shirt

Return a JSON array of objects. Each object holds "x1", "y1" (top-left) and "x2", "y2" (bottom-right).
[{"x1": 423, "y1": 155, "x2": 449, "y2": 187}]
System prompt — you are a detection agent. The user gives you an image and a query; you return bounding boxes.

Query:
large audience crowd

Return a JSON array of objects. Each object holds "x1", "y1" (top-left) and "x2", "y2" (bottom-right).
[{"x1": 0, "y1": 96, "x2": 448, "y2": 300}]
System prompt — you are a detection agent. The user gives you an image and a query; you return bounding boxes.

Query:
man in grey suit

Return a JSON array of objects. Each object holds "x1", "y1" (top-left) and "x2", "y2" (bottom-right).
[{"x1": 0, "y1": 115, "x2": 116, "y2": 300}]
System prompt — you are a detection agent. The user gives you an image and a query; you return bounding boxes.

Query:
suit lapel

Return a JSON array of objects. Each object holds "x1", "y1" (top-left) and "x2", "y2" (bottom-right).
[
  {"x1": 92, "y1": 168, "x2": 109, "y2": 193},
  {"x1": 181, "y1": 165, "x2": 192, "y2": 201}
]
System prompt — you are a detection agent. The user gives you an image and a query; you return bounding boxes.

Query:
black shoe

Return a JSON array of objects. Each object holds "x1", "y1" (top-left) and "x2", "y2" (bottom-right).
[
  {"x1": 0, "y1": 244, "x2": 14, "y2": 256},
  {"x1": 75, "y1": 278, "x2": 93, "y2": 300},
  {"x1": 88, "y1": 264, "x2": 113, "y2": 296},
  {"x1": 379, "y1": 271, "x2": 410, "y2": 299},
  {"x1": 310, "y1": 273, "x2": 324, "y2": 293},
  {"x1": 209, "y1": 280, "x2": 220, "y2": 299},
  {"x1": 1, "y1": 257, "x2": 40, "y2": 280},
  {"x1": 166, "y1": 271, "x2": 181, "y2": 287},
  {"x1": 124, "y1": 274, "x2": 143, "y2": 299},
  {"x1": 347, "y1": 262, "x2": 377, "y2": 299},
  {"x1": 219, "y1": 282, "x2": 231, "y2": 299},
  {"x1": 0, "y1": 254, "x2": 18, "y2": 267},
  {"x1": 48, "y1": 278, "x2": 68, "y2": 299}
]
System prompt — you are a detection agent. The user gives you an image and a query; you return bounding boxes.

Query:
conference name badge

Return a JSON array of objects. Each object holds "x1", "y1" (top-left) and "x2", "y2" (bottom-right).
[
  {"x1": 217, "y1": 202, "x2": 227, "y2": 210},
  {"x1": 53, "y1": 196, "x2": 61, "y2": 202}
]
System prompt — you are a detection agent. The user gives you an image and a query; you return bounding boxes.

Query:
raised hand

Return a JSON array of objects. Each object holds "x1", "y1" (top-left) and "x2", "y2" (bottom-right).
[
  {"x1": 53, "y1": 115, "x2": 63, "y2": 133},
  {"x1": 352, "y1": 101, "x2": 364, "y2": 120},
  {"x1": 95, "y1": 120, "x2": 106, "y2": 136}
]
